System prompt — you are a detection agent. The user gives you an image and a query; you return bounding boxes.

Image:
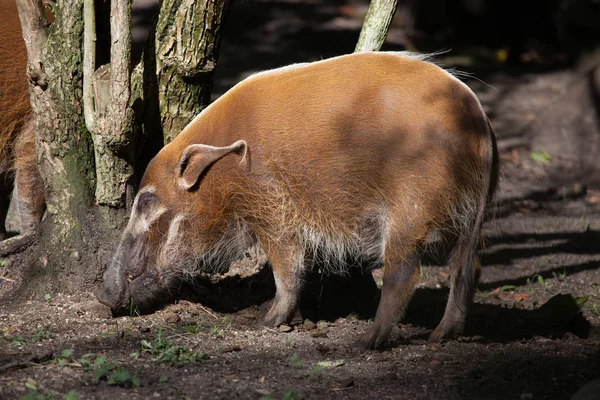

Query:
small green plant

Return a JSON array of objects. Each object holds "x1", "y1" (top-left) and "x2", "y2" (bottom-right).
[
  {"x1": 210, "y1": 318, "x2": 232, "y2": 339},
  {"x1": 44, "y1": 294, "x2": 52, "y2": 303},
  {"x1": 78, "y1": 354, "x2": 94, "y2": 371},
  {"x1": 537, "y1": 274, "x2": 551, "y2": 289},
  {"x1": 106, "y1": 368, "x2": 140, "y2": 388},
  {"x1": 0, "y1": 258, "x2": 7, "y2": 267},
  {"x1": 62, "y1": 391, "x2": 80, "y2": 400},
  {"x1": 180, "y1": 324, "x2": 201, "y2": 334},
  {"x1": 527, "y1": 273, "x2": 551, "y2": 290},
  {"x1": 78, "y1": 354, "x2": 109, "y2": 373},
  {"x1": 128, "y1": 297, "x2": 137, "y2": 317},
  {"x1": 32, "y1": 329, "x2": 53, "y2": 341},
  {"x1": 530, "y1": 151, "x2": 551, "y2": 164},
  {"x1": 552, "y1": 268, "x2": 566, "y2": 281},
  {"x1": 53, "y1": 349, "x2": 75, "y2": 367},
  {"x1": 592, "y1": 303, "x2": 600, "y2": 317},
  {"x1": 92, "y1": 360, "x2": 118, "y2": 381},
  {"x1": 20, "y1": 382, "x2": 43, "y2": 400},
  {"x1": 75, "y1": 354, "x2": 140, "y2": 389},
  {"x1": 10, "y1": 335, "x2": 27, "y2": 350},
  {"x1": 19, "y1": 383, "x2": 79, "y2": 400},
  {"x1": 159, "y1": 375, "x2": 169, "y2": 384},
  {"x1": 141, "y1": 329, "x2": 203, "y2": 365},
  {"x1": 287, "y1": 353, "x2": 302, "y2": 369},
  {"x1": 282, "y1": 391, "x2": 302, "y2": 400},
  {"x1": 92, "y1": 356, "x2": 117, "y2": 379},
  {"x1": 79, "y1": 354, "x2": 118, "y2": 380}
]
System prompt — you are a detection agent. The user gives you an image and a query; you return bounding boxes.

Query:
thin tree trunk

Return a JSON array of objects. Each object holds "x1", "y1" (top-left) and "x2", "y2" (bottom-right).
[
  {"x1": 151, "y1": 0, "x2": 231, "y2": 144},
  {"x1": 83, "y1": 0, "x2": 135, "y2": 208},
  {"x1": 355, "y1": 0, "x2": 399, "y2": 52},
  {"x1": 17, "y1": 0, "x2": 95, "y2": 238}
]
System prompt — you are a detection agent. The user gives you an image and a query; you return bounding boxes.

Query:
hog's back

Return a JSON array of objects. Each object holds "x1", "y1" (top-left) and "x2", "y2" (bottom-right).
[{"x1": 176, "y1": 53, "x2": 487, "y2": 237}]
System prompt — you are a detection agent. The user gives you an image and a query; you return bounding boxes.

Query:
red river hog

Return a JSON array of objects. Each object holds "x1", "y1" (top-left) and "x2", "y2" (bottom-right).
[
  {"x1": 97, "y1": 51, "x2": 499, "y2": 349},
  {"x1": 0, "y1": 0, "x2": 49, "y2": 239}
]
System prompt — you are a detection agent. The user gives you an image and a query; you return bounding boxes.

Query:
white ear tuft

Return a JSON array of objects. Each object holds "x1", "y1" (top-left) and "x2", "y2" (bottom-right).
[{"x1": 177, "y1": 140, "x2": 248, "y2": 191}]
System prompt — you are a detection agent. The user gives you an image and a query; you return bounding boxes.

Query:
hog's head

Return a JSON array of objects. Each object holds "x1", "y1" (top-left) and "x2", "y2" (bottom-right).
[{"x1": 96, "y1": 139, "x2": 247, "y2": 314}]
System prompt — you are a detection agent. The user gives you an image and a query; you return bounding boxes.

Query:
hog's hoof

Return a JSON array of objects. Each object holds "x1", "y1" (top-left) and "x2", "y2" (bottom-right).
[
  {"x1": 263, "y1": 306, "x2": 293, "y2": 328},
  {"x1": 262, "y1": 314, "x2": 287, "y2": 328},
  {"x1": 351, "y1": 325, "x2": 390, "y2": 351},
  {"x1": 262, "y1": 297, "x2": 299, "y2": 328},
  {"x1": 351, "y1": 337, "x2": 372, "y2": 352},
  {"x1": 428, "y1": 321, "x2": 464, "y2": 343}
]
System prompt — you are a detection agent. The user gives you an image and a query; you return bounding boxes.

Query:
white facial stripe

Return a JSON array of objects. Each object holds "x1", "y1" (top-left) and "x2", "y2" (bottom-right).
[
  {"x1": 133, "y1": 186, "x2": 156, "y2": 205},
  {"x1": 127, "y1": 207, "x2": 167, "y2": 235},
  {"x1": 129, "y1": 186, "x2": 157, "y2": 218},
  {"x1": 141, "y1": 207, "x2": 168, "y2": 232},
  {"x1": 140, "y1": 185, "x2": 156, "y2": 194},
  {"x1": 165, "y1": 214, "x2": 185, "y2": 250},
  {"x1": 126, "y1": 186, "x2": 164, "y2": 233},
  {"x1": 157, "y1": 214, "x2": 187, "y2": 270}
]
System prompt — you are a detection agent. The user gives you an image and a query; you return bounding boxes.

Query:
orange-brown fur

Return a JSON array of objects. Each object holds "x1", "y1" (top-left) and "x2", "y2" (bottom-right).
[
  {"x1": 99, "y1": 52, "x2": 499, "y2": 349},
  {"x1": 0, "y1": 0, "x2": 47, "y2": 238}
]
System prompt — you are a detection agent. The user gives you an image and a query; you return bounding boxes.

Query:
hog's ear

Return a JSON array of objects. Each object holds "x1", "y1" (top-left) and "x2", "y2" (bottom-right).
[{"x1": 178, "y1": 140, "x2": 247, "y2": 190}]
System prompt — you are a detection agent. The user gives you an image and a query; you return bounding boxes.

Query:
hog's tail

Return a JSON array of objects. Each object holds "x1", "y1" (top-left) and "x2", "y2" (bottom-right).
[{"x1": 449, "y1": 116, "x2": 499, "y2": 311}]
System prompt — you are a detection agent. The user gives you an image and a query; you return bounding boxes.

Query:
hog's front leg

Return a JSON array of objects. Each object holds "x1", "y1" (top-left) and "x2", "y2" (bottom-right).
[{"x1": 263, "y1": 241, "x2": 304, "y2": 327}]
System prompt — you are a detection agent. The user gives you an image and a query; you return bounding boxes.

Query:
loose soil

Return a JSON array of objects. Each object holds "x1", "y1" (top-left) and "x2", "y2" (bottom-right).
[{"x1": 1, "y1": 1, "x2": 600, "y2": 399}]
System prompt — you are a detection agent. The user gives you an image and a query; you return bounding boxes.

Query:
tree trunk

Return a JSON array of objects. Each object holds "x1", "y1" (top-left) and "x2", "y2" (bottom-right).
[
  {"x1": 355, "y1": 0, "x2": 399, "y2": 52},
  {"x1": 151, "y1": 0, "x2": 231, "y2": 144},
  {"x1": 17, "y1": 0, "x2": 95, "y2": 238}
]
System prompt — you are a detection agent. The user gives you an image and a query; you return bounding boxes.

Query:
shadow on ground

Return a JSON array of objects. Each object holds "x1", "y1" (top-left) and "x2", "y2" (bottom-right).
[
  {"x1": 1, "y1": 323, "x2": 598, "y2": 399},
  {"x1": 157, "y1": 260, "x2": 597, "y2": 347}
]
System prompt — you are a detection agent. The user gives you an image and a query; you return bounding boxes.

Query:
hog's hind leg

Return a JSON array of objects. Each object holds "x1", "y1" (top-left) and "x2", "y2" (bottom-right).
[
  {"x1": 353, "y1": 239, "x2": 421, "y2": 350},
  {"x1": 428, "y1": 241, "x2": 480, "y2": 343},
  {"x1": 428, "y1": 188, "x2": 485, "y2": 343},
  {"x1": 14, "y1": 120, "x2": 45, "y2": 233}
]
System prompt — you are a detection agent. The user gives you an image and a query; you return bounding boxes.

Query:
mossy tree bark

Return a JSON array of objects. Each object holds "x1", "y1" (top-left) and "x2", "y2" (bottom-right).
[
  {"x1": 17, "y1": 0, "x2": 95, "y2": 239},
  {"x1": 8, "y1": 0, "x2": 231, "y2": 298}
]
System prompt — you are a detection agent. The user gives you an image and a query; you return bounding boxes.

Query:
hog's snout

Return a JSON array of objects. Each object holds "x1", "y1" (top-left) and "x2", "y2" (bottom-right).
[
  {"x1": 95, "y1": 241, "x2": 133, "y2": 313},
  {"x1": 95, "y1": 266, "x2": 129, "y2": 313},
  {"x1": 96, "y1": 236, "x2": 171, "y2": 315},
  {"x1": 95, "y1": 284, "x2": 126, "y2": 313}
]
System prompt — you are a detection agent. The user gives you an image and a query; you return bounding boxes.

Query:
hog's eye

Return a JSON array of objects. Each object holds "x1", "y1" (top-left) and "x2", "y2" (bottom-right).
[{"x1": 136, "y1": 191, "x2": 159, "y2": 213}]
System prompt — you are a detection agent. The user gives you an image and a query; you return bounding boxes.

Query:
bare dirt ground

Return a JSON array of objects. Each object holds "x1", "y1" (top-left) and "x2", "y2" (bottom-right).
[{"x1": 1, "y1": 1, "x2": 600, "y2": 399}]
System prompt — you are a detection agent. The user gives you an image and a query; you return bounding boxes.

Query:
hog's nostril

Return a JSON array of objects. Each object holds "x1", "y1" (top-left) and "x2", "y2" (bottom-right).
[{"x1": 95, "y1": 287, "x2": 112, "y2": 309}]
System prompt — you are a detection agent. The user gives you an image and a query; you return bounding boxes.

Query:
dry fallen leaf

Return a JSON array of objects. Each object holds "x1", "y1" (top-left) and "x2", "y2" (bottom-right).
[
  {"x1": 511, "y1": 149, "x2": 520, "y2": 165},
  {"x1": 427, "y1": 343, "x2": 438, "y2": 352},
  {"x1": 585, "y1": 189, "x2": 600, "y2": 205}
]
